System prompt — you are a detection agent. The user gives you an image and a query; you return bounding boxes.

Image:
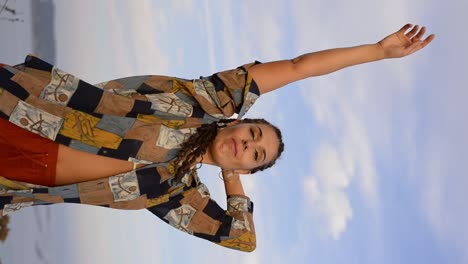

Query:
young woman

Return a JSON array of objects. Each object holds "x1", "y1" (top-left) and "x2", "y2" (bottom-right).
[{"x1": 0, "y1": 24, "x2": 434, "y2": 252}]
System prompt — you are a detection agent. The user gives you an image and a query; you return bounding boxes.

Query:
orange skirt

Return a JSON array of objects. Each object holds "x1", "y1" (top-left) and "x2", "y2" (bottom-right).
[{"x1": 0, "y1": 117, "x2": 58, "y2": 186}]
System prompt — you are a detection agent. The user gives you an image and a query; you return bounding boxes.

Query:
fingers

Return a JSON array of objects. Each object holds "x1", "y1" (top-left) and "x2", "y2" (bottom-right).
[
  {"x1": 394, "y1": 23, "x2": 435, "y2": 57},
  {"x1": 421, "y1": 34, "x2": 436, "y2": 48},
  {"x1": 405, "y1": 25, "x2": 420, "y2": 38},
  {"x1": 399, "y1": 23, "x2": 413, "y2": 33},
  {"x1": 404, "y1": 33, "x2": 436, "y2": 56},
  {"x1": 404, "y1": 24, "x2": 435, "y2": 44},
  {"x1": 414, "y1": 26, "x2": 426, "y2": 39}
]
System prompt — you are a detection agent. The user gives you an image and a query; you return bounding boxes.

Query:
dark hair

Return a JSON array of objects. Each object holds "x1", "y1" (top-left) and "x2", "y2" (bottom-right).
[{"x1": 173, "y1": 118, "x2": 285, "y2": 182}]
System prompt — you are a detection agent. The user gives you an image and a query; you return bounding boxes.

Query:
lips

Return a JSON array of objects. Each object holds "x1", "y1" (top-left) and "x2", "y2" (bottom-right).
[{"x1": 232, "y1": 138, "x2": 237, "y2": 156}]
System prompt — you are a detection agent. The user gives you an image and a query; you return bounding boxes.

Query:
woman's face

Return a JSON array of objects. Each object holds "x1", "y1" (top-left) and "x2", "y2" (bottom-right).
[{"x1": 205, "y1": 122, "x2": 280, "y2": 172}]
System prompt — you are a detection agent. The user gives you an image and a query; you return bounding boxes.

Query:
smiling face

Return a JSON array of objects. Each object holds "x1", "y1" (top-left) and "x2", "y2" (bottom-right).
[{"x1": 203, "y1": 121, "x2": 281, "y2": 172}]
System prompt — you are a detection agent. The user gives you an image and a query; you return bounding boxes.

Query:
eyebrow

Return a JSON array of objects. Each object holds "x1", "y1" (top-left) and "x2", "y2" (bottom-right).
[
  {"x1": 256, "y1": 126, "x2": 266, "y2": 162},
  {"x1": 257, "y1": 126, "x2": 263, "y2": 138}
]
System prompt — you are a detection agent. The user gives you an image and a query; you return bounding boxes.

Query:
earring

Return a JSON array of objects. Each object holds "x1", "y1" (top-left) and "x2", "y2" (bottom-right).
[{"x1": 196, "y1": 155, "x2": 204, "y2": 170}]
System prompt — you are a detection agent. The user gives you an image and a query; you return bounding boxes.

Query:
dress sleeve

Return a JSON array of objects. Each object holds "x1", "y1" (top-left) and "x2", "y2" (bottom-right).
[
  {"x1": 95, "y1": 61, "x2": 263, "y2": 119},
  {"x1": 0, "y1": 174, "x2": 149, "y2": 217},
  {"x1": 9, "y1": 56, "x2": 261, "y2": 120},
  {"x1": 147, "y1": 183, "x2": 257, "y2": 252}
]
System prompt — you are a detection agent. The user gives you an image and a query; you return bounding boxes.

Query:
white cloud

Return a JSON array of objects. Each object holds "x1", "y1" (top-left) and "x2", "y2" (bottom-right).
[
  {"x1": 198, "y1": 0, "x2": 287, "y2": 123},
  {"x1": 419, "y1": 146, "x2": 468, "y2": 263},
  {"x1": 199, "y1": 0, "x2": 217, "y2": 72},
  {"x1": 221, "y1": 1, "x2": 285, "y2": 65},
  {"x1": 123, "y1": 1, "x2": 170, "y2": 74},
  {"x1": 340, "y1": 106, "x2": 378, "y2": 205},
  {"x1": 288, "y1": 0, "x2": 426, "y2": 241},
  {"x1": 304, "y1": 143, "x2": 353, "y2": 239},
  {"x1": 54, "y1": 0, "x2": 171, "y2": 82},
  {"x1": 416, "y1": 36, "x2": 468, "y2": 261},
  {"x1": 299, "y1": 72, "x2": 382, "y2": 239}
]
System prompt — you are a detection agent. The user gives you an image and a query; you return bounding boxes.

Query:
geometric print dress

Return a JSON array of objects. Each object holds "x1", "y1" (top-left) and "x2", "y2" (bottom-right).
[{"x1": 0, "y1": 55, "x2": 262, "y2": 252}]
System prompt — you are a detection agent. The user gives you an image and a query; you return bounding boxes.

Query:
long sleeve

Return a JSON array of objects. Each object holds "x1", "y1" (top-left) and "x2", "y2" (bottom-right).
[
  {"x1": 0, "y1": 169, "x2": 256, "y2": 251},
  {"x1": 95, "y1": 61, "x2": 262, "y2": 119},
  {"x1": 147, "y1": 183, "x2": 256, "y2": 252},
  {"x1": 0, "y1": 168, "x2": 157, "y2": 216}
]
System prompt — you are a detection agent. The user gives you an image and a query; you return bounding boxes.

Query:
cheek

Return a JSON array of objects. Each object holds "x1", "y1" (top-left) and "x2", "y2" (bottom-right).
[
  {"x1": 211, "y1": 140, "x2": 234, "y2": 163},
  {"x1": 239, "y1": 153, "x2": 258, "y2": 169}
]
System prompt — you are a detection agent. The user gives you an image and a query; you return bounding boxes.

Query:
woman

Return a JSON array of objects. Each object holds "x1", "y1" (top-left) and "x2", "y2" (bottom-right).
[{"x1": 0, "y1": 24, "x2": 434, "y2": 251}]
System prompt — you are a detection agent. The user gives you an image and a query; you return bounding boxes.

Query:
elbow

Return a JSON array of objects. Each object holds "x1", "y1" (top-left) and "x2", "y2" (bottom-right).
[
  {"x1": 245, "y1": 238, "x2": 257, "y2": 252},
  {"x1": 290, "y1": 57, "x2": 318, "y2": 79},
  {"x1": 217, "y1": 230, "x2": 257, "y2": 252}
]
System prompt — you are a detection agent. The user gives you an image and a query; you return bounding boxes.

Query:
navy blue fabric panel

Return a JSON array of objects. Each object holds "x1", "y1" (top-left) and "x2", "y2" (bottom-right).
[
  {"x1": 136, "y1": 167, "x2": 163, "y2": 199},
  {"x1": 24, "y1": 56, "x2": 53, "y2": 72},
  {"x1": 248, "y1": 77, "x2": 260, "y2": 96},
  {"x1": 203, "y1": 199, "x2": 226, "y2": 221},
  {"x1": 191, "y1": 106, "x2": 205, "y2": 118},
  {"x1": 194, "y1": 232, "x2": 220, "y2": 243},
  {"x1": 146, "y1": 195, "x2": 184, "y2": 218},
  {"x1": 67, "y1": 80, "x2": 104, "y2": 113},
  {"x1": 33, "y1": 188, "x2": 50, "y2": 194},
  {"x1": 0, "y1": 196, "x2": 13, "y2": 209},
  {"x1": 88, "y1": 111, "x2": 103, "y2": 119},
  {"x1": 160, "y1": 181, "x2": 171, "y2": 192},
  {"x1": 0, "y1": 68, "x2": 29, "y2": 100},
  {"x1": 0, "y1": 111, "x2": 8, "y2": 119},
  {"x1": 214, "y1": 215, "x2": 234, "y2": 238},
  {"x1": 249, "y1": 201, "x2": 254, "y2": 213},
  {"x1": 136, "y1": 83, "x2": 163, "y2": 95},
  {"x1": 98, "y1": 139, "x2": 143, "y2": 160},
  {"x1": 64, "y1": 197, "x2": 81, "y2": 203},
  {"x1": 55, "y1": 134, "x2": 72, "y2": 145},
  {"x1": 209, "y1": 75, "x2": 226, "y2": 92},
  {"x1": 127, "y1": 100, "x2": 154, "y2": 117}
]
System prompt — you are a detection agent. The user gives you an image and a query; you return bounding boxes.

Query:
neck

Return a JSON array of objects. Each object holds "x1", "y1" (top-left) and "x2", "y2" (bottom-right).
[{"x1": 198, "y1": 152, "x2": 216, "y2": 166}]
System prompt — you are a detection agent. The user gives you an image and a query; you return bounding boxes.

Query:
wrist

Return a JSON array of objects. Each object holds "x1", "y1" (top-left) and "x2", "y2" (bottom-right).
[
  {"x1": 375, "y1": 42, "x2": 387, "y2": 60},
  {"x1": 222, "y1": 170, "x2": 240, "y2": 183}
]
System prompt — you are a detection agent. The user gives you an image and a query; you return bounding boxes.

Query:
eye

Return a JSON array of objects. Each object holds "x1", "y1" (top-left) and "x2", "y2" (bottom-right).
[
  {"x1": 254, "y1": 150, "x2": 258, "y2": 161},
  {"x1": 250, "y1": 128, "x2": 255, "y2": 139}
]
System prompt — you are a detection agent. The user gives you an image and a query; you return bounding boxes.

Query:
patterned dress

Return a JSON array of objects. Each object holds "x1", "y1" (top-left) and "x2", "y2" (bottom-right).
[{"x1": 0, "y1": 55, "x2": 261, "y2": 252}]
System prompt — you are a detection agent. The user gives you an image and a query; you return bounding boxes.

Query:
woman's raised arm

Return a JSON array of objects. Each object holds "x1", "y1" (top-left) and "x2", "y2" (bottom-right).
[{"x1": 249, "y1": 24, "x2": 435, "y2": 94}]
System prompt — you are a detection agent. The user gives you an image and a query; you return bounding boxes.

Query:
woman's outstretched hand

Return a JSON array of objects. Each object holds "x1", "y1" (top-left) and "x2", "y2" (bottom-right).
[
  {"x1": 249, "y1": 23, "x2": 435, "y2": 94},
  {"x1": 378, "y1": 24, "x2": 435, "y2": 59}
]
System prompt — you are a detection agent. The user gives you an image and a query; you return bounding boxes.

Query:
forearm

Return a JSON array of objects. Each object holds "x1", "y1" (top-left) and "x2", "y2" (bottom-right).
[
  {"x1": 222, "y1": 170, "x2": 245, "y2": 196},
  {"x1": 292, "y1": 43, "x2": 385, "y2": 77},
  {"x1": 249, "y1": 43, "x2": 387, "y2": 94}
]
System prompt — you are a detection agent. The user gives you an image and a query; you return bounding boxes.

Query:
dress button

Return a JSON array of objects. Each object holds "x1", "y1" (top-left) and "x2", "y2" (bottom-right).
[{"x1": 44, "y1": 164, "x2": 48, "y2": 168}]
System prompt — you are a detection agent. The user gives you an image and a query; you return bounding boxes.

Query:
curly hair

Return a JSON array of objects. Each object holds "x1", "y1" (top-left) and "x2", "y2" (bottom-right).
[{"x1": 173, "y1": 118, "x2": 285, "y2": 182}]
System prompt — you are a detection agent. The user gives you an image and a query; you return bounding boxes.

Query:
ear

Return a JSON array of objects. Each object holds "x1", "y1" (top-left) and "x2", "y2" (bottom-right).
[{"x1": 233, "y1": 169, "x2": 251, "y2": 175}]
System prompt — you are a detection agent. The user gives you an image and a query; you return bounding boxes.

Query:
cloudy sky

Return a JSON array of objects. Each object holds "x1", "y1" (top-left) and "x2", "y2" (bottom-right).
[{"x1": 0, "y1": 0, "x2": 467, "y2": 263}]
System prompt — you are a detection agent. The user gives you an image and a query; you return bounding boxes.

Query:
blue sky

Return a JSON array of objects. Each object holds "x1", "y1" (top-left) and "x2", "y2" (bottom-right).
[{"x1": 0, "y1": 0, "x2": 467, "y2": 263}]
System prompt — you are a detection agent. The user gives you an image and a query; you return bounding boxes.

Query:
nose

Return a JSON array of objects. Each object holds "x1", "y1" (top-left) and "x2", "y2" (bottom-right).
[{"x1": 242, "y1": 139, "x2": 254, "y2": 150}]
